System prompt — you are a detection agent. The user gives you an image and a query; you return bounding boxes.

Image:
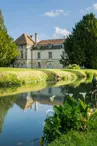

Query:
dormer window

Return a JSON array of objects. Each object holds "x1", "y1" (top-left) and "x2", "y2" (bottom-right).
[
  {"x1": 21, "y1": 50, "x2": 23, "y2": 59},
  {"x1": 19, "y1": 45, "x2": 23, "y2": 49},
  {"x1": 49, "y1": 45, "x2": 52, "y2": 49}
]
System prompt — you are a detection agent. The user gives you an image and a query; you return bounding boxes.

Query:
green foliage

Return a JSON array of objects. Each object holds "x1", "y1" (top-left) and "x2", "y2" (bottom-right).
[
  {"x1": 87, "y1": 111, "x2": 97, "y2": 130},
  {"x1": 0, "y1": 9, "x2": 6, "y2": 31},
  {"x1": 0, "y1": 10, "x2": 19, "y2": 67},
  {"x1": 61, "y1": 13, "x2": 97, "y2": 69},
  {"x1": 48, "y1": 130, "x2": 97, "y2": 146},
  {"x1": 66, "y1": 64, "x2": 80, "y2": 69},
  {"x1": 43, "y1": 96, "x2": 97, "y2": 144},
  {"x1": 43, "y1": 97, "x2": 88, "y2": 143}
]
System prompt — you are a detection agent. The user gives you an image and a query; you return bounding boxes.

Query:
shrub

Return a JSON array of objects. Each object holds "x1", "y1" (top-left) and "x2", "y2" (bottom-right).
[
  {"x1": 66, "y1": 64, "x2": 80, "y2": 69},
  {"x1": 43, "y1": 96, "x2": 97, "y2": 144}
]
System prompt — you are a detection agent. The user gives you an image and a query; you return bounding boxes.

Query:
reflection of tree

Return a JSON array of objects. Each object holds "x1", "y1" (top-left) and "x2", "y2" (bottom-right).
[
  {"x1": 85, "y1": 91, "x2": 97, "y2": 108},
  {"x1": 60, "y1": 83, "x2": 91, "y2": 95},
  {"x1": 60, "y1": 83, "x2": 94, "y2": 106},
  {"x1": 0, "y1": 95, "x2": 18, "y2": 133},
  {"x1": 30, "y1": 91, "x2": 64, "y2": 106}
]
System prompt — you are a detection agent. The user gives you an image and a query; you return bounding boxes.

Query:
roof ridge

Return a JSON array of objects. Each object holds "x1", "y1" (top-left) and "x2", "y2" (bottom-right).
[
  {"x1": 39, "y1": 38, "x2": 65, "y2": 42},
  {"x1": 27, "y1": 35, "x2": 35, "y2": 43},
  {"x1": 15, "y1": 33, "x2": 35, "y2": 45}
]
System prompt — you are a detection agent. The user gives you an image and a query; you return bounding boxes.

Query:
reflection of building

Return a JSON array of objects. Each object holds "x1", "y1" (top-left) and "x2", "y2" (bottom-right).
[
  {"x1": 15, "y1": 92, "x2": 34, "y2": 110},
  {"x1": 31, "y1": 86, "x2": 65, "y2": 106},
  {"x1": 15, "y1": 33, "x2": 66, "y2": 68},
  {"x1": 15, "y1": 87, "x2": 65, "y2": 111},
  {"x1": 35, "y1": 101, "x2": 38, "y2": 111}
]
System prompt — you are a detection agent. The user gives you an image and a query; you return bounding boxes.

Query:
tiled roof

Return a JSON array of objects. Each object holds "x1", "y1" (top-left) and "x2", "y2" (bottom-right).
[
  {"x1": 38, "y1": 38, "x2": 65, "y2": 45},
  {"x1": 15, "y1": 33, "x2": 35, "y2": 45}
]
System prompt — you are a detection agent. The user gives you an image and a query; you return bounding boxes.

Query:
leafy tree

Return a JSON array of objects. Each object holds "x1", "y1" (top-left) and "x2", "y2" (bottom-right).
[
  {"x1": 60, "y1": 13, "x2": 97, "y2": 69},
  {"x1": 0, "y1": 9, "x2": 7, "y2": 31},
  {"x1": 0, "y1": 9, "x2": 19, "y2": 67}
]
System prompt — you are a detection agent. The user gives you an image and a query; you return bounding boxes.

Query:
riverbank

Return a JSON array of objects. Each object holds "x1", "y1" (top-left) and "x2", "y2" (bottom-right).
[
  {"x1": 0, "y1": 68, "x2": 76, "y2": 88},
  {"x1": 0, "y1": 68, "x2": 97, "y2": 88},
  {"x1": 48, "y1": 130, "x2": 97, "y2": 146}
]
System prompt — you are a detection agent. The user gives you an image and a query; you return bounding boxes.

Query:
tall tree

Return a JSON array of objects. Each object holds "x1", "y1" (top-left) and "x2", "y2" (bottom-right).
[
  {"x1": 0, "y1": 9, "x2": 6, "y2": 31},
  {"x1": 60, "y1": 13, "x2": 97, "y2": 69},
  {"x1": 0, "y1": 9, "x2": 19, "y2": 67}
]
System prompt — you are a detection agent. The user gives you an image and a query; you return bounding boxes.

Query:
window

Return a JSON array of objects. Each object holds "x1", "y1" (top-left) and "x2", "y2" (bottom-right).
[
  {"x1": 38, "y1": 62, "x2": 41, "y2": 68},
  {"x1": 48, "y1": 88, "x2": 52, "y2": 94},
  {"x1": 48, "y1": 52, "x2": 52, "y2": 59},
  {"x1": 37, "y1": 52, "x2": 41, "y2": 59},
  {"x1": 21, "y1": 50, "x2": 23, "y2": 59},
  {"x1": 62, "y1": 51, "x2": 65, "y2": 57},
  {"x1": 19, "y1": 45, "x2": 23, "y2": 49},
  {"x1": 25, "y1": 49, "x2": 27, "y2": 59}
]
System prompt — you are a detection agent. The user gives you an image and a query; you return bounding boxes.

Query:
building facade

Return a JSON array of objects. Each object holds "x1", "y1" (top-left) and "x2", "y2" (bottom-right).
[{"x1": 15, "y1": 33, "x2": 66, "y2": 68}]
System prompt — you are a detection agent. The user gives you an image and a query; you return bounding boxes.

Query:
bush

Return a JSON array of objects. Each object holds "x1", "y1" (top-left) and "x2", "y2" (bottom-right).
[
  {"x1": 66, "y1": 64, "x2": 80, "y2": 69},
  {"x1": 43, "y1": 96, "x2": 97, "y2": 144}
]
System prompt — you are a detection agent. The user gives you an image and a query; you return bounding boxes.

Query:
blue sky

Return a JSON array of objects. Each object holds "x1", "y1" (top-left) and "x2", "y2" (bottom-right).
[{"x1": 1, "y1": 0, "x2": 97, "y2": 40}]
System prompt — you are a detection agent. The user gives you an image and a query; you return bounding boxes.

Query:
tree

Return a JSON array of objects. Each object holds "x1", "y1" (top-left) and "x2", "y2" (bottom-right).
[
  {"x1": 0, "y1": 9, "x2": 7, "y2": 31},
  {"x1": 60, "y1": 13, "x2": 97, "y2": 69},
  {"x1": 0, "y1": 9, "x2": 19, "y2": 67}
]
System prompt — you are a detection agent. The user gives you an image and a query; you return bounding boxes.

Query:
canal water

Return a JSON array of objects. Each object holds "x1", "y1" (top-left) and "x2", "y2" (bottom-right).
[{"x1": 0, "y1": 82, "x2": 94, "y2": 146}]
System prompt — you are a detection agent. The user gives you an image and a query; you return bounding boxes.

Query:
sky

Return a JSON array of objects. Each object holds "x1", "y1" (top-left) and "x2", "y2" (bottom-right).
[{"x1": 1, "y1": 0, "x2": 97, "y2": 41}]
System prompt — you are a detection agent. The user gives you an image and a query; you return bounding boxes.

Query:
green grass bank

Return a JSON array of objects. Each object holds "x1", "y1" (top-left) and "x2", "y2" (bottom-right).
[
  {"x1": 48, "y1": 130, "x2": 97, "y2": 146},
  {"x1": 0, "y1": 68, "x2": 76, "y2": 88},
  {"x1": 0, "y1": 68, "x2": 97, "y2": 88}
]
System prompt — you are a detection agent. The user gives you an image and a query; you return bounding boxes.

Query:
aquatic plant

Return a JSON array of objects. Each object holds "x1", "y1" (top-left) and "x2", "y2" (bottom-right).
[{"x1": 43, "y1": 96, "x2": 97, "y2": 144}]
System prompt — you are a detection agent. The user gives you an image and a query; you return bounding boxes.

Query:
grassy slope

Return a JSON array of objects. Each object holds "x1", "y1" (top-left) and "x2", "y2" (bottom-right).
[
  {"x1": 0, "y1": 68, "x2": 76, "y2": 88},
  {"x1": 0, "y1": 68, "x2": 97, "y2": 95},
  {"x1": 48, "y1": 130, "x2": 97, "y2": 146}
]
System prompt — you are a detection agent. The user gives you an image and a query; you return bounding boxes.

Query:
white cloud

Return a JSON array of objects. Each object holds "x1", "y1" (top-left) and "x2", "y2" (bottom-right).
[
  {"x1": 53, "y1": 27, "x2": 70, "y2": 38},
  {"x1": 80, "y1": 3, "x2": 97, "y2": 14},
  {"x1": 93, "y1": 3, "x2": 97, "y2": 11},
  {"x1": 44, "y1": 9, "x2": 70, "y2": 17},
  {"x1": 86, "y1": 6, "x2": 92, "y2": 11},
  {"x1": 80, "y1": 7, "x2": 92, "y2": 14},
  {"x1": 80, "y1": 9, "x2": 85, "y2": 14}
]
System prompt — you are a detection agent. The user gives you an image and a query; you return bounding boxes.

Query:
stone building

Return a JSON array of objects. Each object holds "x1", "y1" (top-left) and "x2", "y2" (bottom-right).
[
  {"x1": 15, "y1": 33, "x2": 35, "y2": 68},
  {"x1": 15, "y1": 33, "x2": 66, "y2": 68}
]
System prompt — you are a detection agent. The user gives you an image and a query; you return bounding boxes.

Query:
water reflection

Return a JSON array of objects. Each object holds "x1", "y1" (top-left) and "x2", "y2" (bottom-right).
[
  {"x1": 15, "y1": 87, "x2": 65, "y2": 112},
  {"x1": 60, "y1": 82, "x2": 97, "y2": 108},
  {"x1": 0, "y1": 82, "x2": 96, "y2": 146},
  {"x1": 0, "y1": 95, "x2": 17, "y2": 133}
]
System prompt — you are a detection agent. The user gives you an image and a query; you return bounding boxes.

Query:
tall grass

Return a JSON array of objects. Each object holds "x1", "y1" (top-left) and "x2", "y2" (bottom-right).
[
  {"x1": 48, "y1": 130, "x2": 97, "y2": 146},
  {"x1": 0, "y1": 68, "x2": 97, "y2": 88},
  {"x1": 0, "y1": 68, "x2": 75, "y2": 87}
]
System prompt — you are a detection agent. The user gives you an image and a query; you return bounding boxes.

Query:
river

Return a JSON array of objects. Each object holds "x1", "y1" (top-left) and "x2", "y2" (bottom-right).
[{"x1": 0, "y1": 82, "x2": 95, "y2": 146}]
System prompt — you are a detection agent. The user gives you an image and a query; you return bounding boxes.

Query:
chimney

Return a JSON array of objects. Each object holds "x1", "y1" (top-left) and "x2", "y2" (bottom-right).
[
  {"x1": 30, "y1": 35, "x2": 33, "y2": 39},
  {"x1": 35, "y1": 33, "x2": 38, "y2": 43}
]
